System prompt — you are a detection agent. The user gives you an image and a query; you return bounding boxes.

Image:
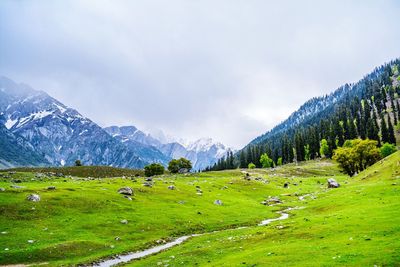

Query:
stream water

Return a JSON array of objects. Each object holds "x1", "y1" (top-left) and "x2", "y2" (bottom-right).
[{"x1": 94, "y1": 208, "x2": 298, "y2": 267}]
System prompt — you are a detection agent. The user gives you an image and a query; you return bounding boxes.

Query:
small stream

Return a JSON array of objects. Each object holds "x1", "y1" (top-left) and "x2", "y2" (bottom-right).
[{"x1": 94, "y1": 207, "x2": 298, "y2": 267}]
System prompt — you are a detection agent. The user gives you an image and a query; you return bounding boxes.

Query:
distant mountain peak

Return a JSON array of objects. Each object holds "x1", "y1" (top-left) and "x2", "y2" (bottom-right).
[
  {"x1": 0, "y1": 76, "x2": 146, "y2": 168},
  {"x1": 105, "y1": 125, "x2": 232, "y2": 170}
]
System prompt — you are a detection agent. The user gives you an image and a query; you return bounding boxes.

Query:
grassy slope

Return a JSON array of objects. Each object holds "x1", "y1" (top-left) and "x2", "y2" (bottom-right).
[
  {"x1": 0, "y1": 154, "x2": 398, "y2": 266},
  {"x1": 0, "y1": 166, "x2": 143, "y2": 178},
  {"x1": 132, "y1": 152, "x2": 400, "y2": 266},
  {"x1": 0, "y1": 161, "x2": 343, "y2": 266}
]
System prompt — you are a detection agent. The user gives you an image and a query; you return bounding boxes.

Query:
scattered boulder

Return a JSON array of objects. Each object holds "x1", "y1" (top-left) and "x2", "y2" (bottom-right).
[
  {"x1": 143, "y1": 182, "x2": 153, "y2": 187},
  {"x1": 145, "y1": 177, "x2": 153, "y2": 182},
  {"x1": 178, "y1": 168, "x2": 189, "y2": 174},
  {"x1": 11, "y1": 179, "x2": 22, "y2": 183},
  {"x1": 124, "y1": 195, "x2": 132, "y2": 201},
  {"x1": 120, "y1": 219, "x2": 128, "y2": 224},
  {"x1": 118, "y1": 187, "x2": 134, "y2": 195},
  {"x1": 214, "y1": 200, "x2": 223, "y2": 205},
  {"x1": 47, "y1": 186, "x2": 56, "y2": 190},
  {"x1": 327, "y1": 178, "x2": 340, "y2": 188},
  {"x1": 26, "y1": 194, "x2": 40, "y2": 202},
  {"x1": 168, "y1": 185, "x2": 176, "y2": 190},
  {"x1": 0, "y1": 188, "x2": 5, "y2": 192},
  {"x1": 244, "y1": 176, "x2": 251, "y2": 181},
  {"x1": 261, "y1": 196, "x2": 282, "y2": 206},
  {"x1": 10, "y1": 185, "x2": 24, "y2": 189},
  {"x1": 283, "y1": 183, "x2": 289, "y2": 188},
  {"x1": 115, "y1": 236, "x2": 121, "y2": 241}
]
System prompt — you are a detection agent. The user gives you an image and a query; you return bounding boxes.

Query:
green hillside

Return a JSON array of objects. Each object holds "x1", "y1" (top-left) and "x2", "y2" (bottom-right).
[
  {"x1": 0, "y1": 165, "x2": 143, "y2": 178},
  {"x1": 0, "y1": 153, "x2": 398, "y2": 266}
]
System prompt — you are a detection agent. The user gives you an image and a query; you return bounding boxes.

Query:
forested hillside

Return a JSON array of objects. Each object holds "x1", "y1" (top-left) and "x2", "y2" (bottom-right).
[{"x1": 208, "y1": 59, "x2": 400, "y2": 170}]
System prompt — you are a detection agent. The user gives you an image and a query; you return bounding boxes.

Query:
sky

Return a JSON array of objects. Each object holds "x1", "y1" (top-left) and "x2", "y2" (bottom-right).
[{"x1": 1, "y1": 0, "x2": 400, "y2": 148}]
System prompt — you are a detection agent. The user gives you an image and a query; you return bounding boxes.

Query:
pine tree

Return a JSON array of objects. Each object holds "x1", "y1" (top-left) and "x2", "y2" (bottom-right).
[
  {"x1": 387, "y1": 115, "x2": 396, "y2": 144},
  {"x1": 380, "y1": 114, "x2": 389, "y2": 144},
  {"x1": 334, "y1": 120, "x2": 344, "y2": 146},
  {"x1": 366, "y1": 117, "x2": 379, "y2": 142},
  {"x1": 246, "y1": 146, "x2": 252, "y2": 166},
  {"x1": 348, "y1": 117, "x2": 357, "y2": 139},
  {"x1": 396, "y1": 100, "x2": 400, "y2": 124},
  {"x1": 239, "y1": 150, "x2": 247, "y2": 168}
]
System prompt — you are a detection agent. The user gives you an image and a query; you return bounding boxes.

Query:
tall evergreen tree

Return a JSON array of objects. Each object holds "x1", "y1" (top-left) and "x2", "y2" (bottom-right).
[
  {"x1": 367, "y1": 117, "x2": 379, "y2": 142},
  {"x1": 239, "y1": 151, "x2": 247, "y2": 168},
  {"x1": 387, "y1": 115, "x2": 396, "y2": 144},
  {"x1": 348, "y1": 117, "x2": 357, "y2": 139},
  {"x1": 380, "y1": 114, "x2": 389, "y2": 144}
]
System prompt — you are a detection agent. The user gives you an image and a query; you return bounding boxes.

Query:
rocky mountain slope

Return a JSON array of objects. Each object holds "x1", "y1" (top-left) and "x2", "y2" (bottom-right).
[
  {"x1": 0, "y1": 117, "x2": 48, "y2": 168},
  {"x1": 105, "y1": 126, "x2": 231, "y2": 170},
  {"x1": 0, "y1": 76, "x2": 145, "y2": 168},
  {"x1": 0, "y1": 76, "x2": 230, "y2": 169}
]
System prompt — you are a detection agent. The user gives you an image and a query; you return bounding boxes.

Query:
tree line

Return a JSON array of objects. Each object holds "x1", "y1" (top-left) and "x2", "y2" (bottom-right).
[{"x1": 204, "y1": 60, "x2": 400, "y2": 172}]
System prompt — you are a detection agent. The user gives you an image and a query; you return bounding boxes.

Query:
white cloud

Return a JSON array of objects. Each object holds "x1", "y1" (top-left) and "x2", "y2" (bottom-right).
[{"x1": 0, "y1": 0, "x2": 399, "y2": 148}]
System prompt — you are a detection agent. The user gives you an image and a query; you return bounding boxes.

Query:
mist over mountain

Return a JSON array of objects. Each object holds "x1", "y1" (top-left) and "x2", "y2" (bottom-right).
[
  {"x1": 208, "y1": 59, "x2": 400, "y2": 171},
  {"x1": 0, "y1": 76, "x2": 230, "y2": 169},
  {"x1": 104, "y1": 126, "x2": 231, "y2": 170}
]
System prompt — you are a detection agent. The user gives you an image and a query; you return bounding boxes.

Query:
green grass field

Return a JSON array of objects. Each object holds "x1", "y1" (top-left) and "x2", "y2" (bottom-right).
[
  {"x1": 0, "y1": 165, "x2": 144, "y2": 178},
  {"x1": 0, "y1": 153, "x2": 399, "y2": 266}
]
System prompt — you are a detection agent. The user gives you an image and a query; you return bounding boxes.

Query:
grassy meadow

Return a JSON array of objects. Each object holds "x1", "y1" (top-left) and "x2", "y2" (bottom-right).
[{"x1": 0, "y1": 153, "x2": 399, "y2": 266}]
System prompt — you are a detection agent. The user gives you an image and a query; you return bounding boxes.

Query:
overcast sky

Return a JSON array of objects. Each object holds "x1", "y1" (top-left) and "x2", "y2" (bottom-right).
[{"x1": 1, "y1": 1, "x2": 399, "y2": 148}]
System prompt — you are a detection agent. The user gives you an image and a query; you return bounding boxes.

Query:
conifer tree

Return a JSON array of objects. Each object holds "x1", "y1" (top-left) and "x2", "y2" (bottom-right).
[
  {"x1": 366, "y1": 117, "x2": 380, "y2": 142},
  {"x1": 380, "y1": 114, "x2": 389, "y2": 144},
  {"x1": 387, "y1": 115, "x2": 396, "y2": 144},
  {"x1": 239, "y1": 151, "x2": 247, "y2": 168},
  {"x1": 348, "y1": 117, "x2": 357, "y2": 139}
]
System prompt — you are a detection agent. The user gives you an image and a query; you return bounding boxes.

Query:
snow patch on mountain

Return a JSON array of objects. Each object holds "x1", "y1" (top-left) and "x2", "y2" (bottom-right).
[{"x1": 5, "y1": 118, "x2": 17, "y2": 129}]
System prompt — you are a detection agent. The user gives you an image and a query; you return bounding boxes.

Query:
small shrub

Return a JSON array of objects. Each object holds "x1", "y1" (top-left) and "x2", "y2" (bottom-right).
[
  {"x1": 168, "y1": 158, "x2": 192, "y2": 173},
  {"x1": 144, "y1": 163, "x2": 165, "y2": 177},
  {"x1": 260, "y1": 153, "x2": 274, "y2": 168},
  {"x1": 248, "y1": 163, "x2": 256, "y2": 169},
  {"x1": 380, "y1": 142, "x2": 397, "y2": 158}
]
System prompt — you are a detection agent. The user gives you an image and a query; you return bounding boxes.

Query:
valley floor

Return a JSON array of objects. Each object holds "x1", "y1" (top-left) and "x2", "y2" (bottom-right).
[{"x1": 0, "y1": 154, "x2": 399, "y2": 266}]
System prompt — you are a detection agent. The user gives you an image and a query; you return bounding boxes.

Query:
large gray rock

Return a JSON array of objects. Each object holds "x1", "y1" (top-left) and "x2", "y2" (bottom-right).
[
  {"x1": 261, "y1": 196, "x2": 282, "y2": 206},
  {"x1": 143, "y1": 182, "x2": 153, "y2": 187},
  {"x1": 118, "y1": 187, "x2": 134, "y2": 195},
  {"x1": 26, "y1": 194, "x2": 40, "y2": 202},
  {"x1": 327, "y1": 178, "x2": 340, "y2": 188}
]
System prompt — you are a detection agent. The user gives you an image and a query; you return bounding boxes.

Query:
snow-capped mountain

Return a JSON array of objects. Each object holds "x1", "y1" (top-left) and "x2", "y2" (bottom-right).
[
  {"x1": 105, "y1": 126, "x2": 232, "y2": 170},
  {"x1": 0, "y1": 76, "x2": 145, "y2": 168},
  {"x1": 104, "y1": 126, "x2": 170, "y2": 165},
  {"x1": 0, "y1": 115, "x2": 48, "y2": 168},
  {"x1": 0, "y1": 76, "x2": 232, "y2": 170}
]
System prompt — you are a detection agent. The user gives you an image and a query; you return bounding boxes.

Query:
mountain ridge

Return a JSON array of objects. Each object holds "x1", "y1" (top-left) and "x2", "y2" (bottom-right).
[{"x1": 0, "y1": 76, "x2": 230, "y2": 169}]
